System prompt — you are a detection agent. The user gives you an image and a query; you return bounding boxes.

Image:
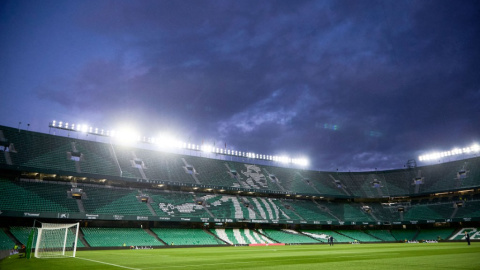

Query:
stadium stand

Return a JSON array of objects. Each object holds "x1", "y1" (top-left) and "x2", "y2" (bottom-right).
[
  {"x1": 294, "y1": 229, "x2": 354, "y2": 243},
  {"x1": 0, "y1": 229, "x2": 14, "y2": 250},
  {"x1": 151, "y1": 228, "x2": 223, "y2": 246},
  {"x1": 365, "y1": 230, "x2": 396, "y2": 242},
  {"x1": 212, "y1": 228, "x2": 273, "y2": 245},
  {"x1": 390, "y1": 229, "x2": 418, "y2": 242},
  {"x1": 335, "y1": 230, "x2": 381, "y2": 242},
  {"x1": 149, "y1": 191, "x2": 211, "y2": 218},
  {"x1": 403, "y1": 205, "x2": 446, "y2": 221},
  {"x1": 0, "y1": 178, "x2": 79, "y2": 213},
  {"x1": 2, "y1": 125, "x2": 480, "y2": 198},
  {"x1": 415, "y1": 228, "x2": 455, "y2": 241},
  {"x1": 304, "y1": 171, "x2": 347, "y2": 196},
  {"x1": 1, "y1": 124, "x2": 480, "y2": 252},
  {"x1": 449, "y1": 228, "x2": 479, "y2": 240},
  {"x1": 187, "y1": 158, "x2": 239, "y2": 187},
  {"x1": 259, "y1": 229, "x2": 319, "y2": 244},
  {"x1": 204, "y1": 195, "x2": 246, "y2": 219},
  {"x1": 9, "y1": 227, "x2": 32, "y2": 247},
  {"x1": 284, "y1": 200, "x2": 332, "y2": 221},
  {"x1": 82, "y1": 227, "x2": 163, "y2": 247},
  {"x1": 81, "y1": 186, "x2": 152, "y2": 216}
]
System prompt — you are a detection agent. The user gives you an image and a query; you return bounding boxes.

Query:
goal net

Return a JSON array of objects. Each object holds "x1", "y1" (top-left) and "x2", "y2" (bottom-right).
[{"x1": 34, "y1": 222, "x2": 79, "y2": 258}]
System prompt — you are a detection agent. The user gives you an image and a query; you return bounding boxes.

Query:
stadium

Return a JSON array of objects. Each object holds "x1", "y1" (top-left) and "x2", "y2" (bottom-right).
[{"x1": 0, "y1": 123, "x2": 479, "y2": 269}]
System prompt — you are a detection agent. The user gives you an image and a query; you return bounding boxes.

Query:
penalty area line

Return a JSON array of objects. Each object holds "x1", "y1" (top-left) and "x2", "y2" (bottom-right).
[{"x1": 75, "y1": 256, "x2": 141, "y2": 270}]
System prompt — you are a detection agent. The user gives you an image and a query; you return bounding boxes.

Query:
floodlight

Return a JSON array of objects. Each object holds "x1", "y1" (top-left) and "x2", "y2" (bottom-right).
[
  {"x1": 156, "y1": 134, "x2": 179, "y2": 149},
  {"x1": 472, "y1": 144, "x2": 480, "y2": 152},
  {"x1": 113, "y1": 127, "x2": 140, "y2": 144},
  {"x1": 202, "y1": 145, "x2": 212, "y2": 153},
  {"x1": 52, "y1": 120, "x2": 56, "y2": 127},
  {"x1": 293, "y1": 158, "x2": 309, "y2": 166}
]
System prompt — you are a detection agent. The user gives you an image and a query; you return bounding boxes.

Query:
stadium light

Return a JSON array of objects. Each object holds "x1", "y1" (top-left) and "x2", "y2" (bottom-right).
[
  {"x1": 48, "y1": 120, "x2": 311, "y2": 167},
  {"x1": 112, "y1": 127, "x2": 140, "y2": 144},
  {"x1": 201, "y1": 144, "x2": 213, "y2": 153},
  {"x1": 418, "y1": 143, "x2": 480, "y2": 161},
  {"x1": 155, "y1": 133, "x2": 180, "y2": 149}
]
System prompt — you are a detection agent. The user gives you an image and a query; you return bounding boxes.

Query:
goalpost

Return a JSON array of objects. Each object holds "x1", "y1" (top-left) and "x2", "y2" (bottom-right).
[{"x1": 34, "y1": 222, "x2": 80, "y2": 258}]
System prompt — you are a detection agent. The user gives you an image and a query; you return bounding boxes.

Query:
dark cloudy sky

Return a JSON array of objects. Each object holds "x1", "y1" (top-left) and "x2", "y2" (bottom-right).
[{"x1": 1, "y1": 0, "x2": 479, "y2": 171}]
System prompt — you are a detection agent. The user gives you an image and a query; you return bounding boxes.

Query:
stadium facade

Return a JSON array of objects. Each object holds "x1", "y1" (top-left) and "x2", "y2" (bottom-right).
[{"x1": 0, "y1": 124, "x2": 479, "y2": 254}]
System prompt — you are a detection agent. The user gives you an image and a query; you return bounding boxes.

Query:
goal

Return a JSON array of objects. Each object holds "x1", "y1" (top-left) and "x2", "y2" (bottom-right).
[{"x1": 34, "y1": 222, "x2": 80, "y2": 258}]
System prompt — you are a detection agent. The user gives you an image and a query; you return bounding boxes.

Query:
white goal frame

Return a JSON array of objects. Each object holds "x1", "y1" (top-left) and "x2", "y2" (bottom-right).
[{"x1": 34, "y1": 222, "x2": 80, "y2": 258}]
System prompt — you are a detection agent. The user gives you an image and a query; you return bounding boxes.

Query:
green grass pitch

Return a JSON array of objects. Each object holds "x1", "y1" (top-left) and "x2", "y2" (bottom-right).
[{"x1": 1, "y1": 243, "x2": 479, "y2": 270}]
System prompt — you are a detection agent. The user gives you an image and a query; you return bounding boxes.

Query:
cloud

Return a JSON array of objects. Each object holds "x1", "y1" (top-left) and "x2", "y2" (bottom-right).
[{"x1": 28, "y1": 0, "x2": 480, "y2": 170}]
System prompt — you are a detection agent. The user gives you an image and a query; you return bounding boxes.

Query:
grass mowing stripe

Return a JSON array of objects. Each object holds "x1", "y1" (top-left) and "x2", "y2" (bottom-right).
[
  {"x1": 2, "y1": 243, "x2": 479, "y2": 270},
  {"x1": 75, "y1": 256, "x2": 142, "y2": 270},
  {"x1": 142, "y1": 260, "x2": 254, "y2": 269}
]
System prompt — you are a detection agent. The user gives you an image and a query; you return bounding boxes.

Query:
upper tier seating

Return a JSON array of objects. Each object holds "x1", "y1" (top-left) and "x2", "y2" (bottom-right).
[{"x1": 2, "y1": 125, "x2": 480, "y2": 198}]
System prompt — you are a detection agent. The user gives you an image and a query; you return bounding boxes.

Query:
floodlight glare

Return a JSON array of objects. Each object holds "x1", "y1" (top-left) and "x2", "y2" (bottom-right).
[
  {"x1": 419, "y1": 142, "x2": 480, "y2": 162},
  {"x1": 472, "y1": 144, "x2": 480, "y2": 152},
  {"x1": 202, "y1": 145, "x2": 213, "y2": 153},
  {"x1": 48, "y1": 120, "x2": 312, "y2": 168},
  {"x1": 156, "y1": 133, "x2": 179, "y2": 149},
  {"x1": 113, "y1": 127, "x2": 140, "y2": 144}
]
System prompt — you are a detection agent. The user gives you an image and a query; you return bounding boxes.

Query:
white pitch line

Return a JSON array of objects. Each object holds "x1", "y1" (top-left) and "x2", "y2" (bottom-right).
[{"x1": 75, "y1": 256, "x2": 142, "y2": 270}]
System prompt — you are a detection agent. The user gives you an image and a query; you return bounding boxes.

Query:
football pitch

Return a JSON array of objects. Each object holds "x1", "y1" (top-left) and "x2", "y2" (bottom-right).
[{"x1": 1, "y1": 243, "x2": 479, "y2": 270}]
